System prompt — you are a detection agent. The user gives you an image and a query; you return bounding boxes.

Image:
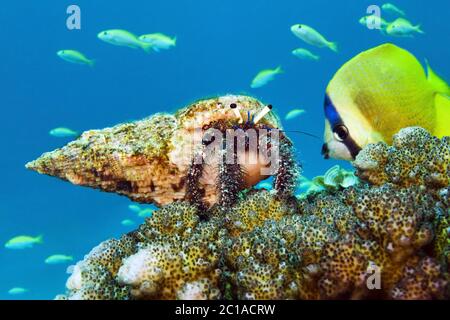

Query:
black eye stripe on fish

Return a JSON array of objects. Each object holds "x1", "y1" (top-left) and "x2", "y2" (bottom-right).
[
  {"x1": 324, "y1": 94, "x2": 361, "y2": 158},
  {"x1": 340, "y1": 134, "x2": 360, "y2": 159}
]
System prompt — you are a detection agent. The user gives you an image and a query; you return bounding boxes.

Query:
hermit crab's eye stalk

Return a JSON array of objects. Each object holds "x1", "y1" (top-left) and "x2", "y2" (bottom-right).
[
  {"x1": 253, "y1": 104, "x2": 273, "y2": 124},
  {"x1": 230, "y1": 103, "x2": 243, "y2": 124}
]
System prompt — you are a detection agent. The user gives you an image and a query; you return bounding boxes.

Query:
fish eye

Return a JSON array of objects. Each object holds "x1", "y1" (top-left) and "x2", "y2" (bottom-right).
[
  {"x1": 104, "y1": 31, "x2": 108, "y2": 35},
  {"x1": 333, "y1": 125, "x2": 349, "y2": 142},
  {"x1": 230, "y1": 103, "x2": 237, "y2": 109},
  {"x1": 298, "y1": 25, "x2": 302, "y2": 29}
]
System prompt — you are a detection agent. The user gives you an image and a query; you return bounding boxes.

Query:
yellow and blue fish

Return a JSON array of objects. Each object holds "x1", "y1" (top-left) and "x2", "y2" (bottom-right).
[{"x1": 322, "y1": 43, "x2": 450, "y2": 160}]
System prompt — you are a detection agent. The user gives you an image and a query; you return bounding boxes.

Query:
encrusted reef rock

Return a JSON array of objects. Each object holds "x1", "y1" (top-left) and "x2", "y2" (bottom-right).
[
  {"x1": 354, "y1": 126, "x2": 450, "y2": 188},
  {"x1": 58, "y1": 127, "x2": 450, "y2": 300}
]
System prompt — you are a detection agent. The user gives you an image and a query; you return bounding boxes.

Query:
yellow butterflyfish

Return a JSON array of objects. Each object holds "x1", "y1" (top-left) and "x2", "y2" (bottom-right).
[{"x1": 322, "y1": 43, "x2": 450, "y2": 160}]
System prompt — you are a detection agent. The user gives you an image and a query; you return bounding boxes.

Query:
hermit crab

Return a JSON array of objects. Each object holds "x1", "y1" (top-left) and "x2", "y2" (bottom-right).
[{"x1": 26, "y1": 95, "x2": 299, "y2": 210}]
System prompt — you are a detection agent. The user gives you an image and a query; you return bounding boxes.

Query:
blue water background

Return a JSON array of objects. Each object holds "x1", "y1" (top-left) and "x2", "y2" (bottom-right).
[{"x1": 0, "y1": 0, "x2": 448, "y2": 299}]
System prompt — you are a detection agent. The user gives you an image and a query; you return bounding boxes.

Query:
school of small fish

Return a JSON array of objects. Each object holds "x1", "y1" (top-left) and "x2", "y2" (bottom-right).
[
  {"x1": 56, "y1": 30, "x2": 176, "y2": 67},
  {"x1": 359, "y1": 3, "x2": 424, "y2": 37}
]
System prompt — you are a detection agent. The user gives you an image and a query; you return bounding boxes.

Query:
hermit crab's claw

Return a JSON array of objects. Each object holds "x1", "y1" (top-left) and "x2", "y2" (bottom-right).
[{"x1": 253, "y1": 104, "x2": 273, "y2": 124}]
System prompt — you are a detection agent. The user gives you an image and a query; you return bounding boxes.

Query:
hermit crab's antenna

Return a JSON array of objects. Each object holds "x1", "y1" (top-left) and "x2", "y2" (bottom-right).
[
  {"x1": 230, "y1": 103, "x2": 243, "y2": 124},
  {"x1": 253, "y1": 104, "x2": 273, "y2": 124}
]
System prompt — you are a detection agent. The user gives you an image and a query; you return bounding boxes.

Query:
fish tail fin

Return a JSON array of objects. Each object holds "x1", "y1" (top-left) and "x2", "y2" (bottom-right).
[
  {"x1": 416, "y1": 24, "x2": 425, "y2": 34},
  {"x1": 433, "y1": 94, "x2": 450, "y2": 138},
  {"x1": 88, "y1": 59, "x2": 96, "y2": 67},
  {"x1": 425, "y1": 59, "x2": 450, "y2": 96},
  {"x1": 173, "y1": 37, "x2": 177, "y2": 45},
  {"x1": 328, "y1": 42, "x2": 338, "y2": 53},
  {"x1": 313, "y1": 54, "x2": 320, "y2": 60},
  {"x1": 275, "y1": 66, "x2": 283, "y2": 74},
  {"x1": 36, "y1": 235, "x2": 44, "y2": 244}
]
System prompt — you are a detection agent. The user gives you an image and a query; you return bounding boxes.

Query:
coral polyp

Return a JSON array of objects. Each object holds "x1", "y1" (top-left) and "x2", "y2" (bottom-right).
[
  {"x1": 26, "y1": 95, "x2": 299, "y2": 208},
  {"x1": 56, "y1": 127, "x2": 449, "y2": 300}
]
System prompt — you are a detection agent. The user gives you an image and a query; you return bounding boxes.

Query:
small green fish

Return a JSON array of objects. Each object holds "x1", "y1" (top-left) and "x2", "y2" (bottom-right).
[
  {"x1": 121, "y1": 219, "x2": 136, "y2": 227},
  {"x1": 386, "y1": 18, "x2": 424, "y2": 37},
  {"x1": 8, "y1": 287, "x2": 29, "y2": 295},
  {"x1": 285, "y1": 109, "x2": 306, "y2": 120},
  {"x1": 57, "y1": 50, "x2": 95, "y2": 67},
  {"x1": 250, "y1": 66, "x2": 283, "y2": 89},
  {"x1": 292, "y1": 48, "x2": 319, "y2": 61},
  {"x1": 5, "y1": 235, "x2": 43, "y2": 250},
  {"x1": 49, "y1": 127, "x2": 78, "y2": 138},
  {"x1": 45, "y1": 254, "x2": 74, "y2": 265},
  {"x1": 98, "y1": 29, "x2": 154, "y2": 53},
  {"x1": 290, "y1": 24, "x2": 338, "y2": 52},
  {"x1": 128, "y1": 204, "x2": 142, "y2": 213},
  {"x1": 359, "y1": 15, "x2": 389, "y2": 30},
  {"x1": 138, "y1": 208, "x2": 154, "y2": 218},
  {"x1": 138, "y1": 33, "x2": 176, "y2": 52},
  {"x1": 382, "y1": 3, "x2": 406, "y2": 16}
]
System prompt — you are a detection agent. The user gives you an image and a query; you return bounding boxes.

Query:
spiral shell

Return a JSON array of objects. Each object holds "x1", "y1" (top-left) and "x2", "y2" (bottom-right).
[{"x1": 26, "y1": 95, "x2": 282, "y2": 207}]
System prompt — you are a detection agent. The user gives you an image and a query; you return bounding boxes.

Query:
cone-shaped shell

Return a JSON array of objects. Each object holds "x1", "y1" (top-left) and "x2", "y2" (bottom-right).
[{"x1": 26, "y1": 95, "x2": 282, "y2": 207}]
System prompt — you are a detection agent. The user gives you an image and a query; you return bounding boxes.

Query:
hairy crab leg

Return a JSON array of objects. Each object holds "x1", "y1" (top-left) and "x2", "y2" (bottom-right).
[
  {"x1": 273, "y1": 135, "x2": 300, "y2": 199},
  {"x1": 186, "y1": 159, "x2": 208, "y2": 212},
  {"x1": 217, "y1": 154, "x2": 245, "y2": 208}
]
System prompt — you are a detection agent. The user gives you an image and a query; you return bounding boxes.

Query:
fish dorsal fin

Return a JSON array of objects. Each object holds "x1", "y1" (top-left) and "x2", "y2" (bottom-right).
[{"x1": 425, "y1": 59, "x2": 450, "y2": 97}]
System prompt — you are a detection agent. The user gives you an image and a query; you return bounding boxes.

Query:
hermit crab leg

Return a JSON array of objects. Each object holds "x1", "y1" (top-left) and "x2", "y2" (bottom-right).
[
  {"x1": 217, "y1": 155, "x2": 245, "y2": 208},
  {"x1": 273, "y1": 134, "x2": 300, "y2": 199},
  {"x1": 186, "y1": 158, "x2": 207, "y2": 212},
  {"x1": 253, "y1": 104, "x2": 273, "y2": 124}
]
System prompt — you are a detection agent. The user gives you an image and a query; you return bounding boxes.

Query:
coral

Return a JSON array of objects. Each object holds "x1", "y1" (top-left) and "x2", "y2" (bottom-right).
[
  {"x1": 56, "y1": 127, "x2": 449, "y2": 300},
  {"x1": 59, "y1": 236, "x2": 136, "y2": 300},
  {"x1": 26, "y1": 95, "x2": 299, "y2": 208},
  {"x1": 62, "y1": 202, "x2": 225, "y2": 300},
  {"x1": 354, "y1": 127, "x2": 450, "y2": 188}
]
